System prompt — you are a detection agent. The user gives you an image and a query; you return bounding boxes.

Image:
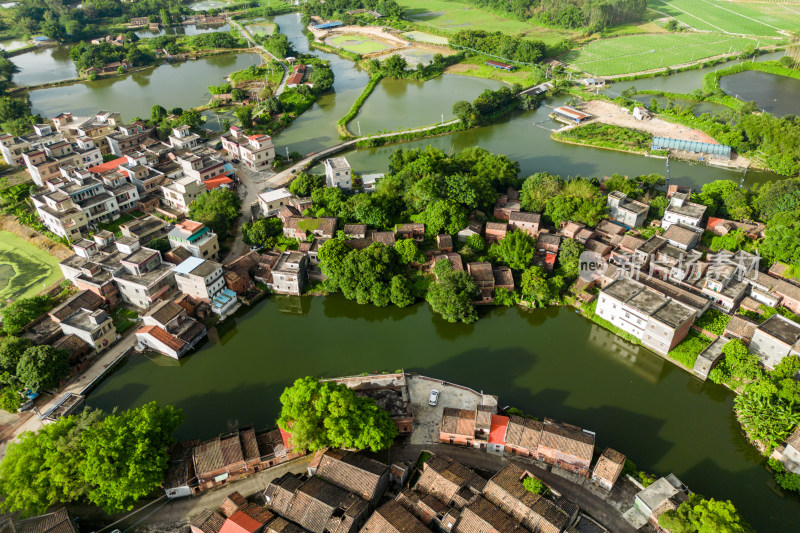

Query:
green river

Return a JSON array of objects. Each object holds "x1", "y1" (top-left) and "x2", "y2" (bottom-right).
[{"x1": 14, "y1": 13, "x2": 799, "y2": 530}]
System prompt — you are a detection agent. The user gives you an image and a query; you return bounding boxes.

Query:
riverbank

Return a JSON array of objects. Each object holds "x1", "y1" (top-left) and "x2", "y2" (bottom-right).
[{"x1": 337, "y1": 73, "x2": 383, "y2": 137}]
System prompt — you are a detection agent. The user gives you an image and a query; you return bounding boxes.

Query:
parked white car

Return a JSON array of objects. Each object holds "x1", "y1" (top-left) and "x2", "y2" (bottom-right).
[{"x1": 429, "y1": 389, "x2": 440, "y2": 406}]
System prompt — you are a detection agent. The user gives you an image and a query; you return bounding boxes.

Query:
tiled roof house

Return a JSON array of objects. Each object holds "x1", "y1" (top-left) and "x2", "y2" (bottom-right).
[
  {"x1": 591, "y1": 448, "x2": 626, "y2": 491},
  {"x1": 359, "y1": 500, "x2": 430, "y2": 533},
  {"x1": 315, "y1": 449, "x2": 389, "y2": 504},
  {"x1": 537, "y1": 419, "x2": 595, "y2": 477}
]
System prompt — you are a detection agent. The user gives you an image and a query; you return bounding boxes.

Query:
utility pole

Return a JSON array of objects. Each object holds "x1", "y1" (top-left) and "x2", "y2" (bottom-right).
[
  {"x1": 286, "y1": 147, "x2": 289, "y2": 159},
  {"x1": 358, "y1": 121, "x2": 361, "y2": 136},
  {"x1": 441, "y1": 113, "x2": 444, "y2": 125}
]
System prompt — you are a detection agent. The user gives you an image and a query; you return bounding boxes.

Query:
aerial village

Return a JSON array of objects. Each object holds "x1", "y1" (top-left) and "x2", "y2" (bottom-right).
[{"x1": 3, "y1": 105, "x2": 800, "y2": 512}]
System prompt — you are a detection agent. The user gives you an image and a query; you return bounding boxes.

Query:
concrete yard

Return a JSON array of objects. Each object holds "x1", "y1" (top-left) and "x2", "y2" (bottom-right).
[{"x1": 406, "y1": 374, "x2": 497, "y2": 445}]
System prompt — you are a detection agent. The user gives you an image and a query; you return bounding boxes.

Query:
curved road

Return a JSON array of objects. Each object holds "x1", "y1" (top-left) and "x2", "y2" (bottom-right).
[{"x1": 264, "y1": 119, "x2": 461, "y2": 189}]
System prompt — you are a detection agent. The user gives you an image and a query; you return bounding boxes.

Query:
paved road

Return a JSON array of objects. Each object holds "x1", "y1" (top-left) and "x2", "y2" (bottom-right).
[
  {"x1": 224, "y1": 166, "x2": 274, "y2": 263},
  {"x1": 228, "y1": 18, "x2": 289, "y2": 96},
  {"x1": 75, "y1": 455, "x2": 314, "y2": 533},
  {"x1": 0, "y1": 331, "x2": 138, "y2": 458},
  {"x1": 264, "y1": 120, "x2": 461, "y2": 189}
]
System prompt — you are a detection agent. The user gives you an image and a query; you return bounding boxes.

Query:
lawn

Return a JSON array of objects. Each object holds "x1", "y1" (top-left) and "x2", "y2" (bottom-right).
[
  {"x1": 245, "y1": 22, "x2": 275, "y2": 36},
  {"x1": 0, "y1": 230, "x2": 61, "y2": 306},
  {"x1": 446, "y1": 56, "x2": 544, "y2": 85},
  {"x1": 402, "y1": 30, "x2": 449, "y2": 45},
  {"x1": 647, "y1": 0, "x2": 800, "y2": 36},
  {"x1": 326, "y1": 34, "x2": 389, "y2": 54},
  {"x1": 395, "y1": 0, "x2": 578, "y2": 47},
  {"x1": 561, "y1": 32, "x2": 760, "y2": 76}
]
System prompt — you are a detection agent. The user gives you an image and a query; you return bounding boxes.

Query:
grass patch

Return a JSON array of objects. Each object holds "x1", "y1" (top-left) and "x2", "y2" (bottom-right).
[
  {"x1": 694, "y1": 308, "x2": 731, "y2": 335},
  {"x1": 395, "y1": 0, "x2": 578, "y2": 47},
  {"x1": 229, "y1": 62, "x2": 284, "y2": 88},
  {"x1": 667, "y1": 330, "x2": 712, "y2": 369},
  {"x1": 446, "y1": 55, "x2": 545, "y2": 85},
  {"x1": 96, "y1": 211, "x2": 145, "y2": 237},
  {"x1": 112, "y1": 307, "x2": 139, "y2": 334},
  {"x1": 415, "y1": 451, "x2": 432, "y2": 470},
  {"x1": 553, "y1": 122, "x2": 654, "y2": 154},
  {"x1": 402, "y1": 30, "x2": 449, "y2": 45},
  {"x1": 0, "y1": 231, "x2": 61, "y2": 306},
  {"x1": 326, "y1": 34, "x2": 389, "y2": 54},
  {"x1": 561, "y1": 33, "x2": 761, "y2": 76}
]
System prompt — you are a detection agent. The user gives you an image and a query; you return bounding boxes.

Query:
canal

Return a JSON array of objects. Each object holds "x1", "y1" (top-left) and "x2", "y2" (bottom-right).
[{"x1": 86, "y1": 295, "x2": 799, "y2": 531}]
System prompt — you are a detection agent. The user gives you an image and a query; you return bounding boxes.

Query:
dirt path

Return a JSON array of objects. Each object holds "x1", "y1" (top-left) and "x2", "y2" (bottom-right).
[{"x1": 582, "y1": 99, "x2": 717, "y2": 143}]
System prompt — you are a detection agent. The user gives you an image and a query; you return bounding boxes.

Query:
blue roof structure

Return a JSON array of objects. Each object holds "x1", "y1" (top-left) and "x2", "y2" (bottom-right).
[
  {"x1": 313, "y1": 21, "x2": 343, "y2": 29},
  {"x1": 651, "y1": 137, "x2": 731, "y2": 158}
]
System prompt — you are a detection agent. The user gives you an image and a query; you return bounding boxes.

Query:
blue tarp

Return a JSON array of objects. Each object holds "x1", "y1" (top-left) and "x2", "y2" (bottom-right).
[{"x1": 313, "y1": 21, "x2": 343, "y2": 29}]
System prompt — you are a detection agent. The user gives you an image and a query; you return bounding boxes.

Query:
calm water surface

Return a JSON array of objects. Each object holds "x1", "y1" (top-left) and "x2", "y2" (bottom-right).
[
  {"x1": 720, "y1": 70, "x2": 800, "y2": 117},
  {"x1": 86, "y1": 296, "x2": 799, "y2": 532},
  {"x1": 12, "y1": 46, "x2": 77, "y2": 86},
  {"x1": 29, "y1": 53, "x2": 262, "y2": 121}
]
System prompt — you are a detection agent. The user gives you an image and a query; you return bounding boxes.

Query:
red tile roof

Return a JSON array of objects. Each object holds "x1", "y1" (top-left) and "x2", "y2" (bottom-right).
[
  {"x1": 489, "y1": 415, "x2": 509, "y2": 444},
  {"x1": 178, "y1": 220, "x2": 204, "y2": 232},
  {"x1": 279, "y1": 427, "x2": 294, "y2": 451},
  {"x1": 205, "y1": 176, "x2": 234, "y2": 190},
  {"x1": 545, "y1": 253, "x2": 557, "y2": 264},
  {"x1": 219, "y1": 510, "x2": 264, "y2": 533},
  {"x1": 88, "y1": 157, "x2": 126, "y2": 173},
  {"x1": 706, "y1": 217, "x2": 724, "y2": 230},
  {"x1": 136, "y1": 325, "x2": 185, "y2": 352}
]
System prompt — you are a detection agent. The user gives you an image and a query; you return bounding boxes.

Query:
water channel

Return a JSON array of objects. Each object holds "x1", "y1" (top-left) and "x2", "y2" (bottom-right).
[
  {"x1": 16, "y1": 15, "x2": 800, "y2": 528},
  {"x1": 86, "y1": 296, "x2": 799, "y2": 531}
]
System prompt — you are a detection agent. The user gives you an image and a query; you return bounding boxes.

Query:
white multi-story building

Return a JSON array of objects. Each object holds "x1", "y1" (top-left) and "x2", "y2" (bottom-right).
[
  {"x1": 324, "y1": 156, "x2": 351, "y2": 190},
  {"x1": 220, "y1": 126, "x2": 275, "y2": 171},
  {"x1": 607, "y1": 191, "x2": 649, "y2": 229},
  {"x1": 167, "y1": 220, "x2": 220, "y2": 260},
  {"x1": 161, "y1": 176, "x2": 206, "y2": 214},
  {"x1": 168, "y1": 125, "x2": 200, "y2": 150},
  {"x1": 112, "y1": 247, "x2": 176, "y2": 308},
  {"x1": 258, "y1": 187, "x2": 294, "y2": 217},
  {"x1": 595, "y1": 277, "x2": 696, "y2": 355},
  {"x1": 662, "y1": 192, "x2": 707, "y2": 229},
  {"x1": 173, "y1": 256, "x2": 225, "y2": 302}
]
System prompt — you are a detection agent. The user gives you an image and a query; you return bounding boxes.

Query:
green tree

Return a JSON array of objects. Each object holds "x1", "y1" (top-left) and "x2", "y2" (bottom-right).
[
  {"x1": 234, "y1": 105, "x2": 254, "y2": 129},
  {"x1": 0, "y1": 409, "x2": 103, "y2": 516},
  {"x1": 380, "y1": 54, "x2": 407, "y2": 78},
  {"x1": 557, "y1": 238, "x2": 583, "y2": 280},
  {"x1": 0, "y1": 335, "x2": 31, "y2": 373},
  {"x1": 520, "y1": 266, "x2": 553, "y2": 307},
  {"x1": 289, "y1": 172, "x2": 325, "y2": 197},
  {"x1": 520, "y1": 172, "x2": 563, "y2": 213},
  {"x1": 2, "y1": 295, "x2": 54, "y2": 335},
  {"x1": 151, "y1": 104, "x2": 167, "y2": 123},
  {"x1": 710, "y1": 229, "x2": 747, "y2": 253},
  {"x1": 16, "y1": 346, "x2": 69, "y2": 392},
  {"x1": 697, "y1": 180, "x2": 752, "y2": 220},
  {"x1": 489, "y1": 230, "x2": 536, "y2": 270},
  {"x1": 80, "y1": 402, "x2": 183, "y2": 513},
  {"x1": 494, "y1": 287, "x2": 518, "y2": 307},
  {"x1": 522, "y1": 476, "x2": 550, "y2": 496},
  {"x1": 394, "y1": 238, "x2": 424, "y2": 264},
  {"x1": 277, "y1": 377, "x2": 398, "y2": 452},
  {"x1": 390, "y1": 275, "x2": 414, "y2": 308},
  {"x1": 242, "y1": 217, "x2": 283, "y2": 248},
  {"x1": 188, "y1": 188, "x2": 241, "y2": 237},
  {"x1": 148, "y1": 238, "x2": 170, "y2": 253},
  {"x1": 658, "y1": 494, "x2": 755, "y2": 533},
  {"x1": 426, "y1": 270, "x2": 478, "y2": 324},
  {"x1": 452, "y1": 100, "x2": 478, "y2": 127},
  {"x1": 415, "y1": 200, "x2": 469, "y2": 237},
  {"x1": 0, "y1": 387, "x2": 22, "y2": 413}
]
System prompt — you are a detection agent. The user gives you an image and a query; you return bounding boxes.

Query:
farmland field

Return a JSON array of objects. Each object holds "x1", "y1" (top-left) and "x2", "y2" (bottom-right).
[
  {"x1": 326, "y1": 34, "x2": 390, "y2": 54},
  {"x1": 0, "y1": 230, "x2": 61, "y2": 306},
  {"x1": 396, "y1": 0, "x2": 578, "y2": 46},
  {"x1": 562, "y1": 33, "x2": 760, "y2": 76},
  {"x1": 647, "y1": 0, "x2": 800, "y2": 36},
  {"x1": 245, "y1": 22, "x2": 275, "y2": 36}
]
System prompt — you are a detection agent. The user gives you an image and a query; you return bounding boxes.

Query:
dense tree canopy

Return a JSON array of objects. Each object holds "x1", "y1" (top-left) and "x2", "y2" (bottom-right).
[
  {"x1": 658, "y1": 493, "x2": 755, "y2": 533},
  {"x1": 520, "y1": 173, "x2": 606, "y2": 226},
  {"x1": 0, "y1": 402, "x2": 182, "y2": 516},
  {"x1": 489, "y1": 230, "x2": 536, "y2": 270},
  {"x1": 450, "y1": 30, "x2": 545, "y2": 63},
  {"x1": 289, "y1": 172, "x2": 326, "y2": 197},
  {"x1": 1, "y1": 295, "x2": 55, "y2": 335},
  {"x1": 187, "y1": 188, "x2": 241, "y2": 237},
  {"x1": 426, "y1": 267, "x2": 478, "y2": 324},
  {"x1": 277, "y1": 376, "x2": 398, "y2": 452},
  {"x1": 242, "y1": 217, "x2": 284, "y2": 249},
  {"x1": 16, "y1": 346, "x2": 69, "y2": 392}
]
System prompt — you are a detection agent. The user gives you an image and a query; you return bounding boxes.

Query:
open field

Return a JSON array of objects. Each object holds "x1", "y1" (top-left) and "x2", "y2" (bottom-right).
[
  {"x1": 325, "y1": 34, "x2": 390, "y2": 54},
  {"x1": 0, "y1": 230, "x2": 61, "y2": 305},
  {"x1": 648, "y1": 0, "x2": 800, "y2": 36},
  {"x1": 396, "y1": 0, "x2": 578, "y2": 46},
  {"x1": 245, "y1": 22, "x2": 275, "y2": 36},
  {"x1": 402, "y1": 30, "x2": 449, "y2": 45},
  {"x1": 562, "y1": 33, "x2": 760, "y2": 76},
  {"x1": 445, "y1": 57, "x2": 543, "y2": 84}
]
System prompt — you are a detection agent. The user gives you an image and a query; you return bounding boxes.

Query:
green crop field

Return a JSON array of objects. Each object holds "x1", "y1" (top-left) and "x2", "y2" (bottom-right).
[
  {"x1": 395, "y1": 0, "x2": 578, "y2": 46},
  {"x1": 326, "y1": 34, "x2": 389, "y2": 54},
  {"x1": 648, "y1": 0, "x2": 800, "y2": 36},
  {"x1": 562, "y1": 33, "x2": 759, "y2": 76},
  {"x1": 245, "y1": 23, "x2": 275, "y2": 36},
  {"x1": 0, "y1": 231, "x2": 61, "y2": 306}
]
